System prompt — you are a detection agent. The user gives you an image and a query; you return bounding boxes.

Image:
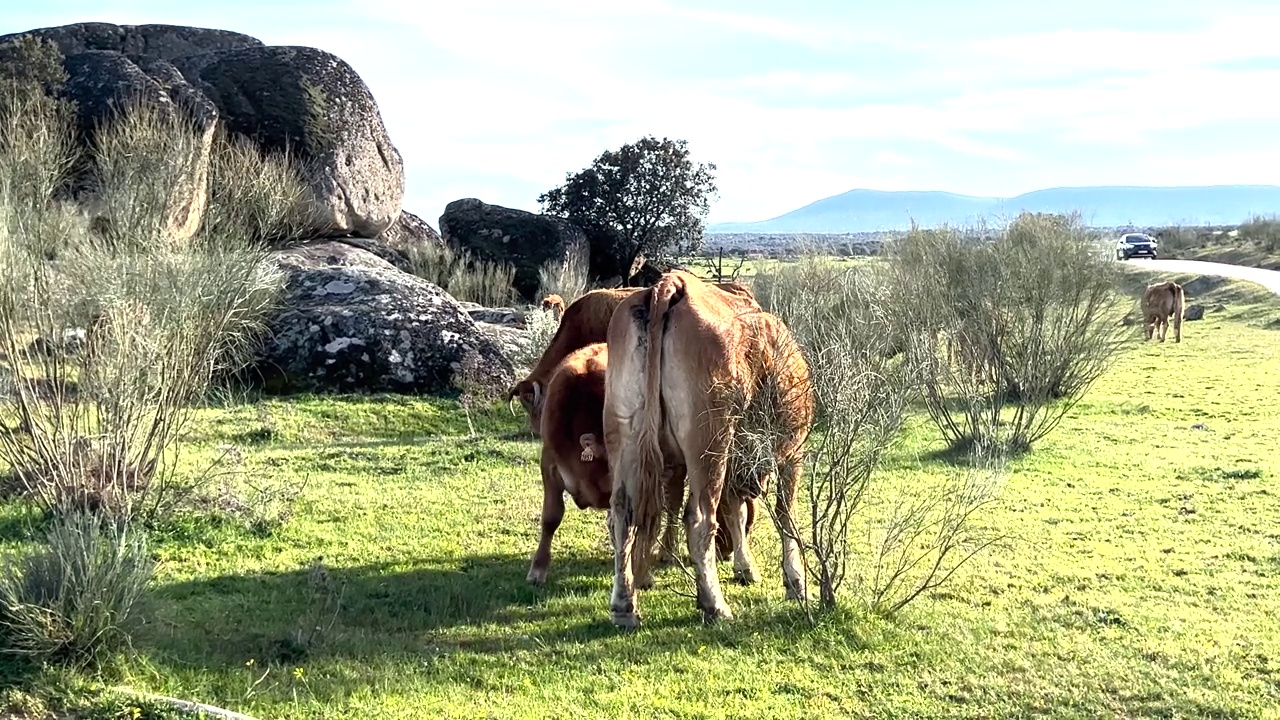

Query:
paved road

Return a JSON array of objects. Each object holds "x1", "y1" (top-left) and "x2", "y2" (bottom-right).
[{"x1": 1133, "y1": 259, "x2": 1280, "y2": 296}]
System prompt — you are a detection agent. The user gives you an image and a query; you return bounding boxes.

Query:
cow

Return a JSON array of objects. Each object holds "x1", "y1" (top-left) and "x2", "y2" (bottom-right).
[
  {"x1": 509, "y1": 288, "x2": 636, "y2": 435},
  {"x1": 602, "y1": 270, "x2": 814, "y2": 627},
  {"x1": 1141, "y1": 280, "x2": 1185, "y2": 343},
  {"x1": 540, "y1": 293, "x2": 566, "y2": 321},
  {"x1": 525, "y1": 341, "x2": 759, "y2": 587},
  {"x1": 509, "y1": 281, "x2": 761, "y2": 436}
]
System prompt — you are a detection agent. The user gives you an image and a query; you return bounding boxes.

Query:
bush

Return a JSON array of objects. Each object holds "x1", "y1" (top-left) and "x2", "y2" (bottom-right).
[
  {"x1": 507, "y1": 307, "x2": 559, "y2": 373},
  {"x1": 537, "y1": 236, "x2": 590, "y2": 303},
  {"x1": 403, "y1": 241, "x2": 517, "y2": 308},
  {"x1": 884, "y1": 212, "x2": 1130, "y2": 454},
  {"x1": 0, "y1": 92, "x2": 288, "y2": 523},
  {"x1": 1238, "y1": 214, "x2": 1280, "y2": 252},
  {"x1": 0, "y1": 511, "x2": 155, "y2": 667},
  {"x1": 748, "y1": 252, "x2": 1008, "y2": 615}
]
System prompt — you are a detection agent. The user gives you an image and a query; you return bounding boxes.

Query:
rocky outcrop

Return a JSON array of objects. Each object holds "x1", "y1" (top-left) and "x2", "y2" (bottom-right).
[
  {"x1": 249, "y1": 241, "x2": 514, "y2": 396},
  {"x1": 378, "y1": 210, "x2": 442, "y2": 256},
  {"x1": 51, "y1": 50, "x2": 220, "y2": 242},
  {"x1": 173, "y1": 45, "x2": 404, "y2": 238},
  {"x1": 3, "y1": 22, "x2": 405, "y2": 242},
  {"x1": 439, "y1": 199, "x2": 589, "y2": 302},
  {"x1": 2, "y1": 22, "x2": 262, "y2": 60}
]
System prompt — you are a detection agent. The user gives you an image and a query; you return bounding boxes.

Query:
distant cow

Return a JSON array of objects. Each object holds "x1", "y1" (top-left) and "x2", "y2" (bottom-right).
[
  {"x1": 1141, "y1": 281, "x2": 1185, "y2": 343},
  {"x1": 540, "y1": 294, "x2": 566, "y2": 321},
  {"x1": 603, "y1": 271, "x2": 814, "y2": 627},
  {"x1": 525, "y1": 342, "x2": 757, "y2": 587}
]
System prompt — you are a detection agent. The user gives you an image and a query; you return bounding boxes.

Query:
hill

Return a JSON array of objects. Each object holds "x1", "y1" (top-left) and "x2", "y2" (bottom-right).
[{"x1": 708, "y1": 185, "x2": 1280, "y2": 234}]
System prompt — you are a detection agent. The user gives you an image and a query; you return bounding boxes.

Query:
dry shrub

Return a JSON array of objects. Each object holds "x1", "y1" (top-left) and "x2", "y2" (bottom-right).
[
  {"x1": 0, "y1": 511, "x2": 155, "y2": 667},
  {"x1": 404, "y1": 241, "x2": 517, "y2": 308},
  {"x1": 537, "y1": 235, "x2": 591, "y2": 303},
  {"x1": 1239, "y1": 214, "x2": 1280, "y2": 252},
  {"x1": 0, "y1": 91, "x2": 290, "y2": 524},
  {"x1": 885, "y1": 212, "x2": 1131, "y2": 455},
  {"x1": 748, "y1": 251, "x2": 1007, "y2": 616},
  {"x1": 507, "y1": 307, "x2": 559, "y2": 372}
]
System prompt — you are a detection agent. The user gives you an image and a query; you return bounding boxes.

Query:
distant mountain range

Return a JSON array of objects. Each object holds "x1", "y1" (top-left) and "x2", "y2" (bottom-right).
[{"x1": 707, "y1": 185, "x2": 1280, "y2": 234}]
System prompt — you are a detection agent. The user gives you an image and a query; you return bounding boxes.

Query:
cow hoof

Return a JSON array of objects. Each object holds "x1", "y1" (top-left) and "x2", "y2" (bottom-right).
[
  {"x1": 784, "y1": 580, "x2": 808, "y2": 602},
  {"x1": 636, "y1": 572, "x2": 656, "y2": 590},
  {"x1": 611, "y1": 611, "x2": 642, "y2": 629},
  {"x1": 733, "y1": 567, "x2": 761, "y2": 585},
  {"x1": 526, "y1": 568, "x2": 548, "y2": 586},
  {"x1": 700, "y1": 605, "x2": 734, "y2": 624}
]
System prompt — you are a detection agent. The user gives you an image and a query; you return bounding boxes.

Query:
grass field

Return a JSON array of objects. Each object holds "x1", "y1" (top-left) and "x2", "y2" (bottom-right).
[{"x1": 2, "y1": 268, "x2": 1279, "y2": 719}]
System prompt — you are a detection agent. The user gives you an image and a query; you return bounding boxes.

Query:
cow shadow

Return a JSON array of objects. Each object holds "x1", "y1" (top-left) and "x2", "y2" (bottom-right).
[
  {"x1": 144, "y1": 551, "x2": 618, "y2": 666},
  {"x1": 141, "y1": 550, "x2": 822, "y2": 676}
]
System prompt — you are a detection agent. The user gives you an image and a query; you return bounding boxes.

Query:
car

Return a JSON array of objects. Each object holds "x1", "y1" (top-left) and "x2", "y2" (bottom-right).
[{"x1": 1115, "y1": 232, "x2": 1158, "y2": 260}]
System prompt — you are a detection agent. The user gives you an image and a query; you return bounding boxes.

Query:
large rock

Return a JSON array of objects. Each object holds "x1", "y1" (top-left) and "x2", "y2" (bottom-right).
[
  {"x1": 322, "y1": 210, "x2": 444, "y2": 273},
  {"x1": 439, "y1": 199, "x2": 588, "y2": 302},
  {"x1": 250, "y1": 241, "x2": 514, "y2": 396},
  {"x1": 172, "y1": 45, "x2": 404, "y2": 239},
  {"x1": 57, "y1": 51, "x2": 218, "y2": 241},
  {"x1": 378, "y1": 210, "x2": 443, "y2": 256},
  {"x1": 1, "y1": 22, "x2": 263, "y2": 60},
  {"x1": 3, "y1": 22, "x2": 405, "y2": 242}
]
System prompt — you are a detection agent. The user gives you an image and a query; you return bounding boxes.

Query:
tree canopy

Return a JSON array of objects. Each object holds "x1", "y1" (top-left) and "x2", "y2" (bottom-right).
[{"x1": 538, "y1": 135, "x2": 717, "y2": 278}]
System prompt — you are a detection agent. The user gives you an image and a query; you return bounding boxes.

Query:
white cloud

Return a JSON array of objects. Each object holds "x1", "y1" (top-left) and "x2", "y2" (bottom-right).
[{"x1": 304, "y1": 1, "x2": 1280, "y2": 222}]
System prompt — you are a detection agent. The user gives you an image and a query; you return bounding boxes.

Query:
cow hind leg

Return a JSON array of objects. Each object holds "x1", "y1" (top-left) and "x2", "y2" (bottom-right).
[
  {"x1": 684, "y1": 446, "x2": 734, "y2": 624},
  {"x1": 720, "y1": 493, "x2": 760, "y2": 585},
  {"x1": 776, "y1": 458, "x2": 808, "y2": 602},
  {"x1": 658, "y1": 464, "x2": 687, "y2": 568},
  {"x1": 608, "y1": 483, "x2": 642, "y2": 628}
]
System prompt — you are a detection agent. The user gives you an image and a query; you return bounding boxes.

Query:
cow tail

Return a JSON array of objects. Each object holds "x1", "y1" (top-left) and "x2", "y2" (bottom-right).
[{"x1": 632, "y1": 274, "x2": 683, "y2": 546}]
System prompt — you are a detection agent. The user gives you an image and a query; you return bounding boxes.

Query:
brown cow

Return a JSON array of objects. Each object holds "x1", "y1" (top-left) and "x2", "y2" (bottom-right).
[
  {"x1": 509, "y1": 288, "x2": 635, "y2": 435},
  {"x1": 1141, "y1": 280, "x2": 1185, "y2": 343},
  {"x1": 525, "y1": 341, "x2": 758, "y2": 587},
  {"x1": 603, "y1": 270, "x2": 814, "y2": 627},
  {"x1": 509, "y1": 281, "x2": 761, "y2": 436},
  {"x1": 540, "y1": 293, "x2": 566, "y2": 321}
]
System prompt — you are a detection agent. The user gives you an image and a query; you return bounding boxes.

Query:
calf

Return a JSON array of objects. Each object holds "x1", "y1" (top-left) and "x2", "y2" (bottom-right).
[{"x1": 1141, "y1": 280, "x2": 1185, "y2": 343}]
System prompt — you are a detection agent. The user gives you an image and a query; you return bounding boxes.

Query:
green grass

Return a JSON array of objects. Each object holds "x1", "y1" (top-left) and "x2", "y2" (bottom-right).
[{"x1": 3, "y1": 276, "x2": 1280, "y2": 719}]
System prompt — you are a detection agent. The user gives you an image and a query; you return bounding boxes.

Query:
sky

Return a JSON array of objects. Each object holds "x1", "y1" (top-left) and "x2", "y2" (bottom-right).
[{"x1": 5, "y1": 1, "x2": 1280, "y2": 225}]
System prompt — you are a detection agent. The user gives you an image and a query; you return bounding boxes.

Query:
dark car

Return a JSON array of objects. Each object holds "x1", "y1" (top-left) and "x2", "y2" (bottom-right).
[{"x1": 1116, "y1": 232, "x2": 1158, "y2": 260}]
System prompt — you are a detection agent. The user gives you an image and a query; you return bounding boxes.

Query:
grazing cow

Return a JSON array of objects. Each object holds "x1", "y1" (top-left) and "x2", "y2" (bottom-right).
[
  {"x1": 509, "y1": 281, "x2": 761, "y2": 436},
  {"x1": 540, "y1": 294, "x2": 566, "y2": 321},
  {"x1": 509, "y1": 288, "x2": 635, "y2": 434},
  {"x1": 1141, "y1": 280, "x2": 1185, "y2": 343},
  {"x1": 603, "y1": 271, "x2": 813, "y2": 627},
  {"x1": 525, "y1": 342, "x2": 758, "y2": 587}
]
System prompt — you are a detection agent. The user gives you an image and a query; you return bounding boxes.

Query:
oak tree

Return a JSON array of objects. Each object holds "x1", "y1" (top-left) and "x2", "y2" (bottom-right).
[{"x1": 539, "y1": 135, "x2": 717, "y2": 279}]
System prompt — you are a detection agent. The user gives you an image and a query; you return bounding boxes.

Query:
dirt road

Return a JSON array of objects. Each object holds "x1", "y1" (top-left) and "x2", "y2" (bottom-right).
[{"x1": 1134, "y1": 259, "x2": 1280, "y2": 296}]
